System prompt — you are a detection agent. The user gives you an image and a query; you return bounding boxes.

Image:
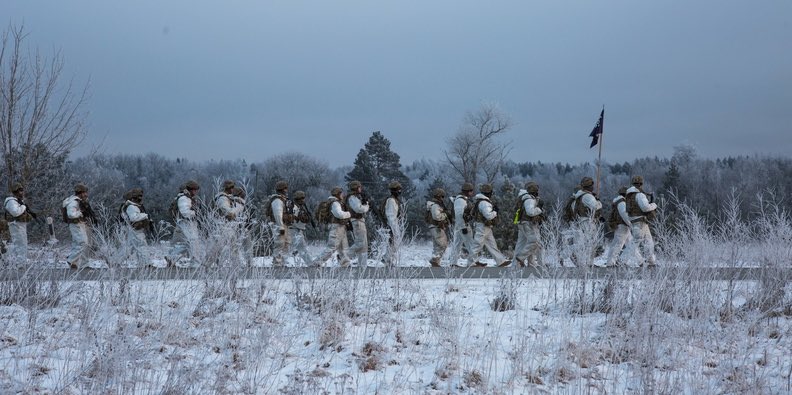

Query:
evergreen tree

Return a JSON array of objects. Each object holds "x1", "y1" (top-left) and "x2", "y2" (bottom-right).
[{"x1": 346, "y1": 131, "x2": 413, "y2": 205}]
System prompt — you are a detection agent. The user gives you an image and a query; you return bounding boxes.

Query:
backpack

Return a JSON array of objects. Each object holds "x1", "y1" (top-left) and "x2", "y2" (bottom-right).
[
  {"x1": 315, "y1": 198, "x2": 335, "y2": 225},
  {"x1": 460, "y1": 197, "x2": 475, "y2": 224},
  {"x1": 169, "y1": 194, "x2": 182, "y2": 220},
  {"x1": 608, "y1": 197, "x2": 625, "y2": 229},
  {"x1": 562, "y1": 194, "x2": 581, "y2": 223}
]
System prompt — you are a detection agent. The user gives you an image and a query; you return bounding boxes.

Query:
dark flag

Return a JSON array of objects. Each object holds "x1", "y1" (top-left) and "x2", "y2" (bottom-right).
[{"x1": 589, "y1": 109, "x2": 604, "y2": 148}]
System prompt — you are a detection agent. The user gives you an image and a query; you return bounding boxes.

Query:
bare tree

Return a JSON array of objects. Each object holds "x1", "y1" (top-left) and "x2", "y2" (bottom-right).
[
  {"x1": 445, "y1": 102, "x2": 512, "y2": 184},
  {"x1": 0, "y1": 24, "x2": 88, "y2": 190}
]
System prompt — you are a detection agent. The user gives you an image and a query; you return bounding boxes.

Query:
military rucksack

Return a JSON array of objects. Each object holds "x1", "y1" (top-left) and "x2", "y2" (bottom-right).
[
  {"x1": 169, "y1": 194, "x2": 182, "y2": 220},
  {"x1": 315, "y1": 198, "x2": 335, "y2": 225},
  {"x1": 626, "y1": 191, "x2": 656, "y2": 222},
  {"x1": 458, "y1": 197, "x2": 475, "y2": 224},
  {"x1": 561, "y1": 195, "x2": 577, "y2": 223},
  {"x1": 608, "y1": 197, "x2": 626, "y2": 229}
]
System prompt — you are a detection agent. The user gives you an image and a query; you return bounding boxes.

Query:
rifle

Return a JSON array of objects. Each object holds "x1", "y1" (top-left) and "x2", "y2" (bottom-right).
[{"x1": 78, "y1": 200, "x2": 96, "y2": 225}]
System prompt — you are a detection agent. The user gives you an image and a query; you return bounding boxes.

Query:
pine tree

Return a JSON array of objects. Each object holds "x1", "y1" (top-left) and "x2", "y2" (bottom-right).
[{"x1": 346, "y1": 131, "x2": 413, "y2": 205}]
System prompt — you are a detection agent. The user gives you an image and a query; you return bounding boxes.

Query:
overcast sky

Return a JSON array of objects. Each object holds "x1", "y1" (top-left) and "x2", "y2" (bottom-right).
[{"x1": 4, "y1": 0, "x2": 791, "y2": 167}]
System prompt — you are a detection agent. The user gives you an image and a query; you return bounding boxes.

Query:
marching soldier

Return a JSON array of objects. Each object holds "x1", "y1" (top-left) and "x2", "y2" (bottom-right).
[
  {"x1": 216, "y1": 180, "x2": 242, "y2": 221},
  {"x1": 268, "y1": 180, "x2": 293, "y2": 267},
  {"x1": 563, "y1": 176, "x2": 603, "y2": 265},
  {"x1": 121, "y1": 188, "x2": 151, "y2": 266},
  {"x1": 345, "y1": 180, "x2": 370, "y2": 266},
  {"x1": 510, "y1": 181, "x2": 544, "y2": 267},
  {"x1": 384, "y1": 181, "x2": 403, "y2": 265},
  {"x1": 289, "y1": 190, "x2": 314, "y2": 266},
  {"x1": 468, "y1": 183, "x2": 510, "y2": 267},
  {"x1": 63, "y1": 183, "x2": 95, "y2": 269},
  {"x1": 315, "y1": 187, "x2": 352, "y2": 267},
  {"x1": 626, "y1": 176, "x2": 658, "y2": 266},
  {"x1": 4, "y1": 183, "x2": 35, "y2": 262},
  {"x1": 426, "y1": 188, "x2": 450, "y2": 267},
  {"x1": 167, "y1": 180, "x2": 201, "y2": 266},
  {"x1": 605, "y1": 186, "x2": 631, "y2": 267},
  {"x1": 448, "y1": 182, "x2": 475, "y2": 267}
]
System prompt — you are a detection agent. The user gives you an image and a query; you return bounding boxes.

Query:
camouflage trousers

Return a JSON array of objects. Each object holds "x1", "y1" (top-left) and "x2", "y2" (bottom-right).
[
  {"x1": 631, "y1": 221, "x2": 656, "y2": 265},
  {"x1": 448, "y1": 224, "x2": 474, "y2": 266},
  {"x1": 289, "y1": 227, "x2": 313, "y2": 266},
  {"x1": 270, "y1": 224, "x2": 292, "y2": 266},
  {"x1": 8, "y1": 221, "x2": 28, "y2": 263},
  {"x1": 514, "y1": 221, "x2": 543, "y2": 265},
  {"x1": 125, "y1": 227, "x2": 150, "y2": 266},
  {"x1": 429, "y1": 226, "x2": 448, "y2": 262},
  {"x1": 349, "y1": 218, "x2": 368, "y2": 265},
  {"x1": 316, "y1": 224, "x2": 351, "y2": 267},
  {"x1": 606, "y1": 224, "x2": 632, "y2": 266},
  {"x1": 68, "y1": 222, "x2": 91, "y2": 268},
  {"x1": 169, "y1": 220, "x2": 201, "y2": 265},
  {"x1": 469, "y1": 222, "x2": 508, "y2": 266}
]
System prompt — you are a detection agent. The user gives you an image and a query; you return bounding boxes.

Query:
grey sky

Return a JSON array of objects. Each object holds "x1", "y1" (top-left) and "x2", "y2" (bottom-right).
[{"x1": 4, "y1": 0, "x2": 791, "y2": 167}]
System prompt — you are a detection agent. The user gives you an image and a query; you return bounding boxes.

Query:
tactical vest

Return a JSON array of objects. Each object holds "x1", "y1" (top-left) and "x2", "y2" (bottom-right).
[
  {"x1": 294, "y1": 203, "x2": 312, "y2": 224},
  {"x1": 625, "y1": 191, "x2": 655, "y2": 222},
  {"x1": 4, "y1": 198, "x2": 32, "y2": 223},
  {"x1": 516, "y1": 193, "x2": 543, "y2": 224},
  {"x1": 345, "y1": 193, "x2": 365, "y2": 219},
  {"x1": 122, "y1": 201, "x2": 151, "y2": 230},
  {"x1": 382, "y1": 196, "x2": 401, "y2": 221},
  {"x1": 425, "y1": 199, "x2": 449, "y2": 228},
  {"x1": 474, "y1": 198, "x2": 499, "y2": 227},
  {"x1": 267, "y1": 194, "x2": 294, "y2": 225},
  {"x1": 171, "y1": 193, "x2": 194, "y2": 221},
  {"x1": 574, "y1": 193, "x2": 591, "y2": 218},
  {"x1": 608, "y1": 197, "x2": 627, "y2": 229},
  {"x1": 329, "y1": 197, "x2": 349, "y2": 225}
]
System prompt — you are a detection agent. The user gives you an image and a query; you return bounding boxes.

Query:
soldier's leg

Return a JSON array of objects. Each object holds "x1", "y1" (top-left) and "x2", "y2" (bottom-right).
[
  {"x1": 526, "y1": 223, "x2": 543, "y2": 266},
  {"x1": 429, "y1": 227, "x2": 447, "y2": 266},
  {"x1": 634, "y1": 222, "x2": 656, "y2": 265},
  {"x1": 514, "y1": 222, "x2": 530, "y2": 264},
  {"x1": 290, "y1": 228, "x2": 313, "y2": 266},
  {"x1": 482, "y1": 226, "x2": 507, "y2": 265},
  {"x1": 8, "y1": 222, "x2": 28, "y2": 263},
  {"x1": 606, "y1": 224, "x2": 631, "y2": 266},
  {"x1": 350, "y1": 219, "x2": 368, "y2": 265},
  {"x1": 468, "y1": 223, "x2": 487, "y2": 266},
  {"x1": 67, "y1": 223, "x2": 89, "y2": 268}
]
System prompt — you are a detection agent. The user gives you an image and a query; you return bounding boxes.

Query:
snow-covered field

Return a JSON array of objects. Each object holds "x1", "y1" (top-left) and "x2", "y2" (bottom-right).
[
  {"x1": 1, "y1": 198, "x2": 791, "y2": 393},
  {"x1": 1, "y1": 240, "x2": 790, "y2": 394}
]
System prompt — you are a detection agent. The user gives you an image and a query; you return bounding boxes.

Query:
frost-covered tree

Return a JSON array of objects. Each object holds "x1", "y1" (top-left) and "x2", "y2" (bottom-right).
[
  {"x1": 0, "y1": 25, "x2": 88, "y2": 191},
  {"x1": 445, "y1": 102, "x2": 512, "y2": 184}
]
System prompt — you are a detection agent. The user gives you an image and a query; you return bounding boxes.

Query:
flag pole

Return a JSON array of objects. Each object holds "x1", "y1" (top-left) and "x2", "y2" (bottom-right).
[{"x1": 595, "y1": 105, "x2": 604, "y2": 196}]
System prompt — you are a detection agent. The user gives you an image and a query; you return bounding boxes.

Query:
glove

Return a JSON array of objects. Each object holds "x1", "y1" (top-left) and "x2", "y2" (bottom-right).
[
  {"x1": 278, "y1": 228, "x2": 285, "y2": 235},
  {"x1": 462, "y1": 228, "x2": 468, "y2": 235}
]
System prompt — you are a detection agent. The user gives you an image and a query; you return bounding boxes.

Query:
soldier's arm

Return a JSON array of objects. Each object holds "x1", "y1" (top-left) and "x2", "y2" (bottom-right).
[{"x1": 636, "y1": 193, "x2": 657, "y2": 212}]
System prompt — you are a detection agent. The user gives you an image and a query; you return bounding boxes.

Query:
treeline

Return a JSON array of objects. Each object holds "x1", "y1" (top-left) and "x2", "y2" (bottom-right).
[{"x1": 4, "y1": 135, "x2": 791, "y2": 249}]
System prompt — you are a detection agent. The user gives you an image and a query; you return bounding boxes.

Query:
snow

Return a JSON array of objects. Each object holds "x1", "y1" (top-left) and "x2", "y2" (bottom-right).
[{"x1": 0, "y1": 241, "x2": 790, "y2": 393}]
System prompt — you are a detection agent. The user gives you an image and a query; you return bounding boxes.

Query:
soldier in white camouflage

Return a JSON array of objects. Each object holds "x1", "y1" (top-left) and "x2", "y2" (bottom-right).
[
  {"x1": 625, "y1": 176, "x2": 658, "y2": 266},
  {"x1": 289, "y1": 190, "x2": 314, "y2": 266},
  {"x1": 345, "y1": 180, "x2": 370, "y2": 266},
  {"x1": 315, "y1": 187, "x2": 352, "y2": 267},
  {"x1": 121, "y1": 188, "x2": 152, "y2": 266},
  {"x1": 468, "y1": 183, "x2": 510, "y2": 267},
  {"x1": 448, "y1": 182, "x2": 475, "y2": 267},
  {"x1": 509, "y1": 181, "x2": 544, "y2": 267},
  {"x1": 605, "y1": 186, "x2": 632, "y2": 267},
  {"x1": 3, "y1": 183, "x2": 34, "y2": 263},
  {"x1": 426, "y1": 188, "x2": 450, "y2": 267},
  {"x1": 268, "y1": 180, "x2": 293, "y2": 267}
]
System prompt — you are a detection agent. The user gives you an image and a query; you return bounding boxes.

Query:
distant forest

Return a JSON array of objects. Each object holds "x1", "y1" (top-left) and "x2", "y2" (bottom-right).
[{"x1": 6, "y1": 133, "x2": 790, "y2": 247}]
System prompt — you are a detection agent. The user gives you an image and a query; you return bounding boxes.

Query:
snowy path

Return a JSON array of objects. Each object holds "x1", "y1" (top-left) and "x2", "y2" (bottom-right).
[{"x1": 1, "y1": 266, "x2": 790, "y2": 282}]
